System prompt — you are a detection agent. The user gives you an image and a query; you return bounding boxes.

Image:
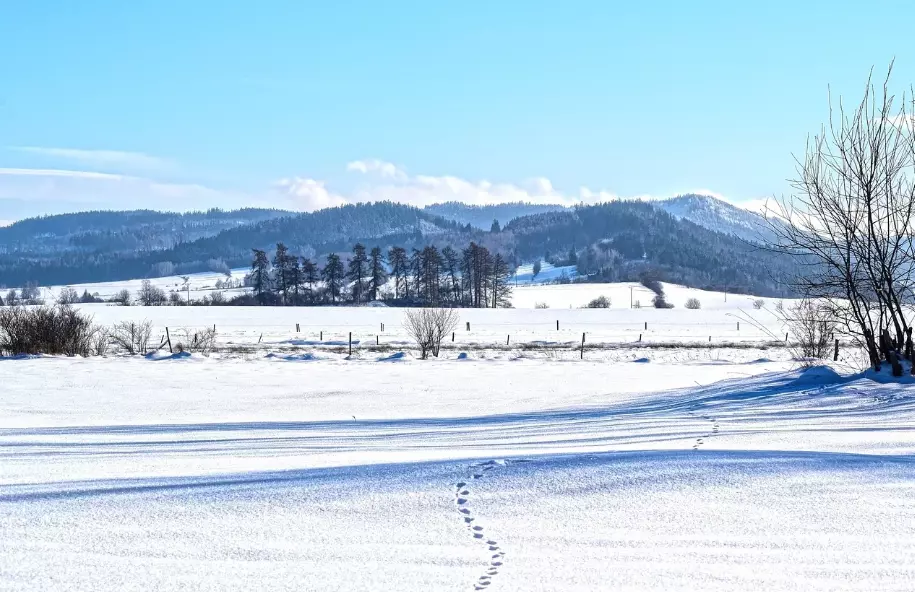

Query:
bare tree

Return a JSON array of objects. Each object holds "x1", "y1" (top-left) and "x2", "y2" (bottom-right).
[
  {"x1": 110, "y1": 289, "x2": 132, "y2": 306},
  {"x1": 138, "y1": 280, "x2": 167, "y2": 307},
  {"x1": 403, "y1": 307, "x2": 459, "y2": 359},
  {"x1": 764, "y1": 63, "x2": 915, "y2": 373}
]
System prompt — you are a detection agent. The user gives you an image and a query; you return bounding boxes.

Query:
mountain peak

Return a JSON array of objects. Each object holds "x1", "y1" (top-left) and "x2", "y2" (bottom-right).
[{"x1": 655, "y1": 194, "x2": 771, "y2": 244}]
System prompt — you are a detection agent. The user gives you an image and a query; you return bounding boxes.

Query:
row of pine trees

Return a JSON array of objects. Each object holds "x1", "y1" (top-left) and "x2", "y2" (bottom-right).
[{"x1": 248, "y1": 242, "x2": 514, "y2": 308}]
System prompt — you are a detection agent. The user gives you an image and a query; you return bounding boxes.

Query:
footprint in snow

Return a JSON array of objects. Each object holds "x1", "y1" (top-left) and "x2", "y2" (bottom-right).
[{"x1": 454, "y1": 459, "x2": 524, "y2": 591}]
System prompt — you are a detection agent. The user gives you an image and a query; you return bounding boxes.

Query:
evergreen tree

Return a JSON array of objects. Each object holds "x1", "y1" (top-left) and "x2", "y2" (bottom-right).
[
  {"x1": 301, "y1": 258, "x2": 318, "y2": 303},
  {"x1": 288, "y1": 256, "x2": 302, "y2": 305},
  {"x1": 441, "y1": 246, "x2": 461, "y2": 304},
  {"x1": 490, "y1": 253, "x2": 513, "y2": 308},
  {"x1": 368, "y1": 247, "x2": 387, "y2": 301},
  {"x1": 273, "y1": 242, "x2": 292, "y2": 305},
  {"x1": 491, "y1": 219, "x2": 501, "y2": 233},
  {"x1": 251, "y1": 249, "x2": 271, "y2": 304},
  {"x1": 348, "y1": 243, "x2": 368, "y2": 303},
  {"x1": 409, "y1": 248, "x2": 423, "y2": 302},
  {"x1": 568, "y1": 246, "x2": 578, "y2": 265},
  {"x1": 387, "y1": 246, "x2": 408, "y2": 299},
  {"x1": 322, "y1": 253, "x2": 345, "y2": 304},
  {"x1": 419, "y1": 245, "x2": 442, "y2": 305}
]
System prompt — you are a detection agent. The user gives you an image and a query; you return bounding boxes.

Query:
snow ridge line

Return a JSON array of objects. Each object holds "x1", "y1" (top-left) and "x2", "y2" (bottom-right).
[
  {"x1": 688, "y1": 406, "x2": 720, "y2": 450},
  {"x1": 455, "y1": 459, "x2": 521, "y2": 590}
]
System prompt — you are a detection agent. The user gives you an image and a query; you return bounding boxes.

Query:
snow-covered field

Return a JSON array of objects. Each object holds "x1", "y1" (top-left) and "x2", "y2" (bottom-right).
[
  {"x1": 2, "y1": 354, "x2": 915, "y2": 591},
  {"x1": 37, "y1": 280, "x2": 803, "y2": 356},
  {"x1": 5, "y1": 282, "x2": 908, "y2": 590}
]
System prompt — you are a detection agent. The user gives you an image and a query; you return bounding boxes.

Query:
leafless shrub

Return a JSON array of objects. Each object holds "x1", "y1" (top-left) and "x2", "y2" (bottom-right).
[
  {"x1": 91, "y1": 327, "x2": 111, "y2": 356},
  {"x1": 783, "y1": 299, "x2": 837, "y2": 361},
  {"x1": 534, "y1": 302, "x2": 550, "y2": 309},
  {"x1": 0, "y1": 304, "x2": 97, "y2": 356},
  {"x1": 753, "y1": 299, "x2": 765, "y2": 310},
  {"x1": 685, "y1": 298, "x2": 701, "y2": 310},
  {"x1": 403, "y1": 307, "x2": 459, "y2": 359},
  {"x1": 110, "y1": 289, "x2": 132, "y2": 306},
  {"x1": 586, "y1": 295, "x2": 611, "y2": 308},
  {"x1": 110, "y1": 320, "x2": 153, "y2": 355},
  {"x1": 173, "y1": 327, "x2": 218, "y2": 355}
]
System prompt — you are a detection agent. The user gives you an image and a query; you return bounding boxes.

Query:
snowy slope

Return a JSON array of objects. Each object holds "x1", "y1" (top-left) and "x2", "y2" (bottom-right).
[
  {"x1": 2, "y1": 357, "x2": 915, "y2": 591},
  {"x1": 656, "y1": 193, "x2": 773, "y2": 243}
]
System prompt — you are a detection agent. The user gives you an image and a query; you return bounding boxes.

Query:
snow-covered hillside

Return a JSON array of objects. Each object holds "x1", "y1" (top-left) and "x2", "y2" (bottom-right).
[{"x1": 657, "y1": 193, "x2": 773, "y2": 243}]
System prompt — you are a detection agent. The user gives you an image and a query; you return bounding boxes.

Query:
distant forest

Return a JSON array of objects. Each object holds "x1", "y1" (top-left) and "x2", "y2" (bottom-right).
[{"x1": 0, "y1": 199, "x2": 797, "y2": 297}]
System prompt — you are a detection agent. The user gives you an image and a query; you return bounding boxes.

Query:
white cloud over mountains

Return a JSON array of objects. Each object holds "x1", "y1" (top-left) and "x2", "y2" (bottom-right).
[
  {"x1": 0, "y1": 153, "x2": 746, "y2": 222},
  {"x1": 278, "y1": 159, "x2": 628, "y2": 211}
]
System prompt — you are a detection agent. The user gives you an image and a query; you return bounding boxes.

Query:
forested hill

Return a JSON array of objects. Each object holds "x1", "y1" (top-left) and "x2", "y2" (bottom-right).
[
  {"x1": 0, "y1": 200, "x2": 794, "y2": 296},
  {"x1": 0, "y1": 202, "x2": 469, "y2": 286},
  {"x1": 424, "y1": 202, "x2": 568, "y2": 230},
  {"x1": 506, "y1": 201, "x2": 794, "y2": 296},
  {"x1": 0, "y1": 209, "x2": 290, "y2": 255}
]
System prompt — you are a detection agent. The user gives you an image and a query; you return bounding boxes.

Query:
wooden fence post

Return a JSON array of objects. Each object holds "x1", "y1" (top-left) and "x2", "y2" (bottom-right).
[
  {"x1": 320, "y1": 331, "x2": 323, "y2": 341},
  {"x1": 506, "y1": 335, "x2": 510, "y2": 346},
  {"x1": 466, "y1": 322, "x2": 470, "y2": 331},
  {"x1": 580, "y1": 332, "x2": 585, "y2": 359},
  {"x1": 556, "y1": 320, "x2": 559, "y2": 330},
  {"x1": 165, "y1": 327, "x2": 172, "y2": 353},
  {"x1": 349, "y1": 332, "x2": 352, "y2": 356},
  {"x1": 833, "y1": 338, "x2": 839, "y2": 361},
  {"x1": 638, "y1": 333, "x2": 641, "y2": 342},
  {"x1": 296, "y1": 323, "x2": 300, "y2": 332},
  {"x1": 452, "y1": 331, "x2": 455, "y2": 342},
  {"x1": 376, "y1": 335, "x2": 379, "y2": 346},
  {"x1": 644, "y1": 321, "x2": 647, "y2": 330}
]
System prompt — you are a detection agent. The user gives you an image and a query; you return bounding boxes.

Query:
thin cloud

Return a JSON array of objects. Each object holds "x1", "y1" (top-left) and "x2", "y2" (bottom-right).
[
  {"x1": 0, "y1": 167, "x2": 127, "y2": 180},
  {"x1": 0, "y1": 167, "x2": 272, "y2": 220},
  {"x1": 9, "y1": 147, "x2": 172, "y2": 171}
]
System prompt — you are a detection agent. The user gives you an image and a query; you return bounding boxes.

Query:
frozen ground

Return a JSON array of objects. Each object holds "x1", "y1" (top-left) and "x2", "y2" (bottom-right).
[{"x1": 2, "y1": 353, "x2": 915, "y2": 591}]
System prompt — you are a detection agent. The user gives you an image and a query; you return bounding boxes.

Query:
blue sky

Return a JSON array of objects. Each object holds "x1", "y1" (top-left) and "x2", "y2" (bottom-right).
[{"x1": 1, "y1": 0, "x2": 913, "y2": 221}]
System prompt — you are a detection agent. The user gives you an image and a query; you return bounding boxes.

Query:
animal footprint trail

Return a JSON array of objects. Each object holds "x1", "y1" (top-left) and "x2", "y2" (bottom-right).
[
  {"x1": 454, "y1": 459, "x2": 524, "y2": 591},
  {"x1": 688, "y1": 406, "x2": 720, "y2": 450}
]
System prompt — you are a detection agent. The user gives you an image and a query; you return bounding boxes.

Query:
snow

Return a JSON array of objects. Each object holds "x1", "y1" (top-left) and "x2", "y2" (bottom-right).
[
  {"x1": 511, "y1": 261, "x2": 578, "y2": 285},
  {"x1": 30, "y1": 283, "x2": 797, "y2": 360},
  {"x1": 40, "y1": 267, "x2": 250, "y2": 302},
  {"x1": 5, "y1": 280, "x2": 910, "y2": 590},
  {"x1": 2, "y1": 351, "x2": 915, "y2": 591}
]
